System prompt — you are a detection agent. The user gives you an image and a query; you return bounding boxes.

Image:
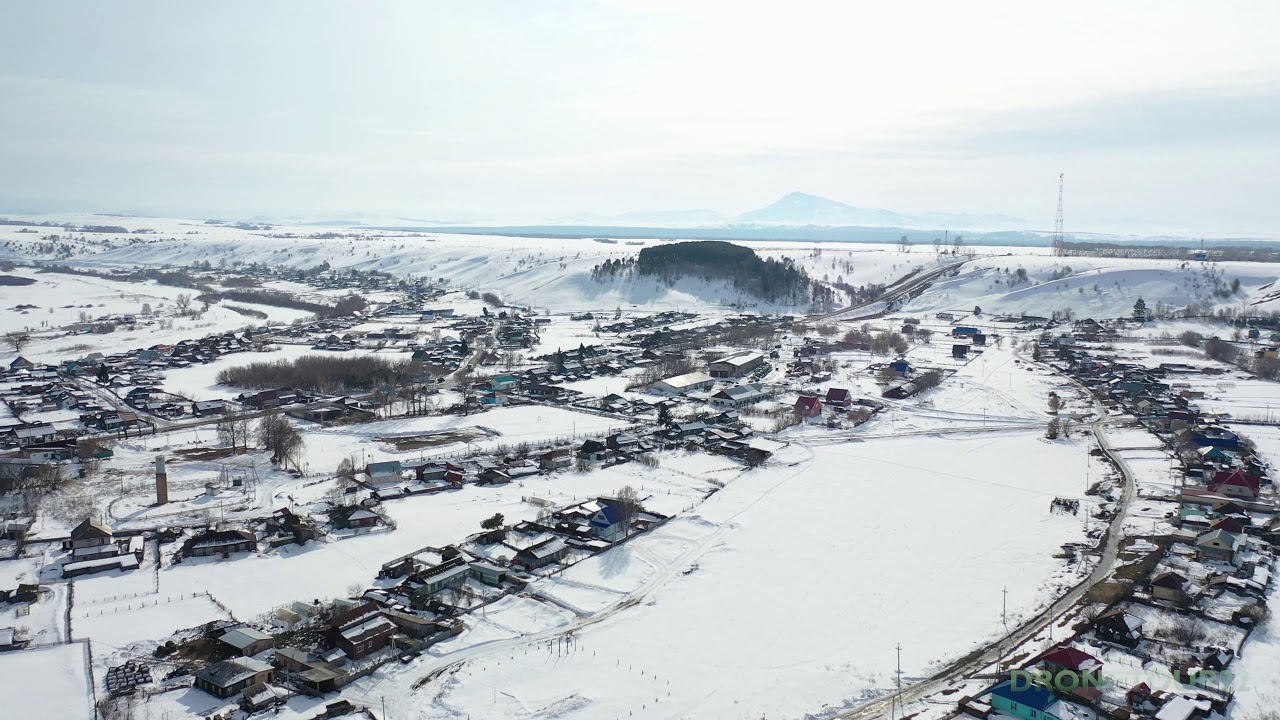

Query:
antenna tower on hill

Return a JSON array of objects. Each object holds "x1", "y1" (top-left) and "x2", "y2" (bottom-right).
[{"x1": 1052, "y1": 173, "x2": 1065, "y2": 256}]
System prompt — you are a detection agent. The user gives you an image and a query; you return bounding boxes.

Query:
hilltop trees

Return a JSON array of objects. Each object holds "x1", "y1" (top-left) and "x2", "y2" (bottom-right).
[{"x1": 595, "y1": 241, "x2": 816, "y2": 305}]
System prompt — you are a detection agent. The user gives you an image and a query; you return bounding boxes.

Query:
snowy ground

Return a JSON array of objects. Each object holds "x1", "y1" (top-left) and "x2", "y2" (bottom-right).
[
  {"x1": 0, "y1": 641, "x2": 95, "y2": 720},
  {"x1": 343, "y1": 432, "x2": 1092, "y2": 720}
]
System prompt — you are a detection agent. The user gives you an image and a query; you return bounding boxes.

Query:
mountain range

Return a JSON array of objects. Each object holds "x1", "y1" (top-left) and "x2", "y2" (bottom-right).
[{"x1": 553, "y1": 192, "x2": 1026, "y2": 231}]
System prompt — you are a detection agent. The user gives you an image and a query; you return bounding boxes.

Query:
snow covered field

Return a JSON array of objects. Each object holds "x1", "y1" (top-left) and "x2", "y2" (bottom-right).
[
  {"x1": 0, "y1": 642, "x2": 94, "y2": 720},
  {"x1": 346, "y1": 432, "x2": 1092, "y2": 720}
]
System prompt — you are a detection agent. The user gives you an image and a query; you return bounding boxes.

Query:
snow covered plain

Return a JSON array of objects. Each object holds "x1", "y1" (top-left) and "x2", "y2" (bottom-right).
[{"x1": 342, "y1": 433, "x2": 1091, "y2": 720}]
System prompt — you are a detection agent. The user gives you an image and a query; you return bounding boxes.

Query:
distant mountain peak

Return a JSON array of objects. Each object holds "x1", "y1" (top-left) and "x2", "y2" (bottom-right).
[{"x1": 735, "y1": 192, "x2": 1025, "y2": 231}]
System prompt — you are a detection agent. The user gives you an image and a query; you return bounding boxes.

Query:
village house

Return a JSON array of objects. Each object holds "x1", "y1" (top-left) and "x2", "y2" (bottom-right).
[
  {"x1": 589, "y1": 499, "x2": 628, "y2": 542},
  {"x1": 364, "y1": 460, "x2": 404, "y2": 485},
  {"x1": 1093, "y1": 608, "x2": 1144, "y2": 647},
  {"x1": 182, "y1": 529, "x2": 258, "y2": 559},
  {"x1": 513, "y1": 537, "x2": 569, "y2": 570},
  {"x1": 1151, "y1": 570, "x2": 1193, "y2": 604},
  {"x1": 1035, "y1": 646, "x2": 1103, "y2": 695},
  {"x1": 824, "y1": 387, "x2": 852, "y2": 409},
  {"x1": 887, "y1": 360, "x2": 913, "y2": 378},
  {"x1": 576, "y1": 439, "x2": 612, "y2": 463},
  {"x1": 537, "y1": 449, "x2": 572, "y2": 471},
  {"x1": 67, "y1": 517, "x2": 112, "y2": 551},
  {"x1": 1195, "y1": 528, "x2": 1244, "y2": 564},
  {"x1": 194, "y1": 657, "x2": 274, "y2": 699},
  {"x1": 328, "y1": 602, "x2": 397, "y2": 660},
  {"x1": 1208, "y1": 468, "x2": 1262, "y2": 501},
  {"x1": 192, "y1": 397, "x2": 227, "y2": 415},
  {"x1": 328, "y1": 505, "x2": 381, "y2": 531},
  {"x1": 410, "y1": 560, "x2": 471, "y2": 602},
  {"x1": 219, "y1": 626, "x2": 275, "y2": 657},
  {"x1": 794, "y1": 395, "x2": 823, "y2": 418},
  {"x1": 984, "y1": 680, "x2": 1068, "y2": 720}
]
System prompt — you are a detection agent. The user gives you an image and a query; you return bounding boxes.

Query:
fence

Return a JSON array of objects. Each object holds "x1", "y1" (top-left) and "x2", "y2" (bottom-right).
[{"x1": 74, "y1": 591, "x2": 235, "y2": 620}]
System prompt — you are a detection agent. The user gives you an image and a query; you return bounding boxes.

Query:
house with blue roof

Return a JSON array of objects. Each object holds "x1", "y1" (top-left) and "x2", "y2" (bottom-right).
[
  {"x1": 590, "y1": 501, "x2": 627, "y2": 542},
  {"x1": 365, "y1": 461, "x2": 403, "y2": 485},
  {"x1": 985, "y1": 679, "x2": 1071, "y2": 720},
  {"x1": 888, "y1": 360, "x2": 913, "y2": 377}
]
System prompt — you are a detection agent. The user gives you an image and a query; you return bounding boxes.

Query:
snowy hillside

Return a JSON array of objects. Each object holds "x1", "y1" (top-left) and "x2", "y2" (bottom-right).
[
  {"x1": 2, "y1": 213, "x2": 1279, "y2": 321},
  {"x1": 906, "y1": 254, "x2": 1279, "y2": 319}
]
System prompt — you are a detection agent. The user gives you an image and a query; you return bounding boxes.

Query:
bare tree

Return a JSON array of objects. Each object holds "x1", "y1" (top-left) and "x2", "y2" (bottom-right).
[
  {"x1": 15, "y1": 463, "x2": 63, "y2": 514},
  {"x1": 614, "y1": 485, "x2": 643, "y2": 537},
  {"x1": 257, "y1": 412, "x2": 304, "y2": 469},
  {"x1": 3, "y1": 331, "x2": 30, "y2": 353},
  {"x1": 1047, "y1": 392, "x2": 1061, "y2": 414},
  {"x1": 1046, "y1": 417, "x2": 1060, "y2": 440},
  {"x1": 175, "y1": 293, "x2": 192, "y2": 315},
  {"x1": 216, "y1": 415, "x2": 250, "y2": 453}
]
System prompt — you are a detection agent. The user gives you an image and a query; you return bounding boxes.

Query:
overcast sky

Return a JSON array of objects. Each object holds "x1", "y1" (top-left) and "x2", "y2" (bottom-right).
[{"x1": 2, "y1": 1, "x2": 1278, "y2": 235}]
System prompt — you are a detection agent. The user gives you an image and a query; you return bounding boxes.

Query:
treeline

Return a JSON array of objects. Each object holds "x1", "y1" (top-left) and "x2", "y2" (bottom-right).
[
  {"x1": 632, "y1": 241, "x2": 814, "y2": 304},
  {"x1": 212, "y1": 289, "x2": 366, "y2": 319},
  {"x1": 39, "y1": 264, "x2": 367, "y2": 319},
  {"x1": 1059, "y1": 241, "x2": 1280, "y2": 263},
  {"x1": 40, "y1": 264, "x2": 212, "y2": 291},
  {"x1": 217, "y1": 355, "x2": 419, "y2": 393}
]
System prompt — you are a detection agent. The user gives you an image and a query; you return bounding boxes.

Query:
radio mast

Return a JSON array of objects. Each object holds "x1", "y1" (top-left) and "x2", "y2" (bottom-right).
[{"x1": 1052, "y1": 173, "x2": 1065, "y2": 256}]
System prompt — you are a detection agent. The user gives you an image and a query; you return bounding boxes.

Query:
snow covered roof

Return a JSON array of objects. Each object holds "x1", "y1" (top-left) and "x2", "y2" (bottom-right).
[
  {"x1": 220, "y1": 626, "x2": 272, "y2": 650},
  {"x1": 1039, "y1": 646, "x2": 1102, "y2": 673},
  {"x1": 519, "y1": 537, "x2": 567, "y2": 560},
  {"x1": 655, "y1": 371, "x2": 713, "y2": 389}
]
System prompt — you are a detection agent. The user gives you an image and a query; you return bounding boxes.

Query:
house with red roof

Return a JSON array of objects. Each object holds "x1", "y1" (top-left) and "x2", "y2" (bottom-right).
[
  {"x1": 1209, "y1": 469, "x2": 1262, "y2": 501},
  {"x1": 794, "y1": 395, "x2": 823, "y2": 418},
  {"x1": 1151, "y1": 570, "x2": 1192, "y2": 604},
  {"x1": 1037, "y1": 646, "x2": 1103, "y2": 686},
  {"x1": 824, "y1": 388, "x2": 852, "y2": 409}
]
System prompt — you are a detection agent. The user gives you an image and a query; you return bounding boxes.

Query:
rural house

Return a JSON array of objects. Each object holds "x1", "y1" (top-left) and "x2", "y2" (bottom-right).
[
  {"x1": 1208, "y1": 469, "x2": 1262, "y2": 501},
  {"x1": 513, "y1": 537, "x2": 568, "y2": 570},
  {"x1": 183, "y1": 529, "x2": 258, "y2": 559},
  {"x1": 1151, "y1": 570, "x2": 1192, "y2": 604},
  {"x1": 194, "y1": 657, "x2": 273, "y2": 699},
  {"x1": 328, "y1": 602, "x2": 397, "y2": 659},
  {"x1": 219, "y1": 626, "x2": 275, "y2": 657},
  {"x1": 1093, "y1": 609, "x2": 1144, "y2": 647},
  {"x1": 1195, "y1": 528, "x2": 1244, "y2": 563},
  {"x1": 794, "y1": 395, "x2": 823, "y2": 418}
]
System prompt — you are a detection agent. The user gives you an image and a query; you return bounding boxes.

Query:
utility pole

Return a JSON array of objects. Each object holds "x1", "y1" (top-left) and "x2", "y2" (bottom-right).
[
  {"x1": 1052, "y1": 173, "x2": 1065, "y2": 256},
  {"x1": 892, "y1": 643, "x2": 903, "y2": 719},
  {"x1": 1001, "y1": 587, "x2": 1008, "y2": 629}
]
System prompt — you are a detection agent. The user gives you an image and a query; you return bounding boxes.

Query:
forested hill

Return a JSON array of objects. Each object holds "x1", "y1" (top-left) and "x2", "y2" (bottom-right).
[{"x1": 592, "y1": 240, "x2": 827, "y2": 305}]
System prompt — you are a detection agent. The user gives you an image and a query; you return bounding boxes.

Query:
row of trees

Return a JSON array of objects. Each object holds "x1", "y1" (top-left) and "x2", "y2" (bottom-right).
[{"x1": 216, "y1": 354, "x2": 423, "y2": 393}]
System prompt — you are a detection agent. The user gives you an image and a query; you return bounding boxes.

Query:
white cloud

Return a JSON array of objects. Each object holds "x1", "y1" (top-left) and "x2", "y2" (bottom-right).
[{"x1": 0, "y1": 0, "x2": 1277, "y2": 233}]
